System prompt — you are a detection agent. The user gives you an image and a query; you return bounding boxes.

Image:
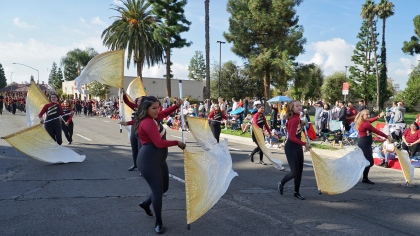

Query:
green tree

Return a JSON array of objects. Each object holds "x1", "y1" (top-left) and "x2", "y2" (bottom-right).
[
  {"x1": 188, "y1": 51, "x2": 206, "y2": 81},
  {"x1": 0, "y1": 63, "x2": 6, "y2": 89},
  {"x1": 205, "y1": 0, "x2": 210, "y2": 100},
  {"x1": 361, "y1": 0, "x2": 380, "y2": 110},
  {"x1": 54, "y1": 68, "x2": 64, "y2": 90},
  {"x1": 224, "y1": 0, "x2": 306, "y2": 100},
  {"x1": 402, "y1": 15, "x2": 420, "y2": 55},
  {"x1": 320, "y1": 72, "x2": 348, "y2": 104},
  {"x1": 88, "y1": 81, "x2": 110, "y2": 100},
  {"x1": 102, "y1": 0, "x2": 164, "y2": 79},
  {"x1": 62, "y1": 58, "x2": 78, "y2": 82},
  {"x1": 149, "y1": 0, "x2": 191, "y2": 97},
  {"x1": 48, "y1": 62, "x2": 58, "y2": 85},
  {"x1": 400, "y1": 64, "x2": 420, "y2": 108},
  {"x1": 290, "y1": 63, "x2": 324, "y2": 101},
  {"x1": 349, "y1": 20, "x2": 377, "y2": 105},
  {"x1": 376, "y1": 0, "x2": 394, "y2": 109},
  {"x1": 61, "y1": 48, "x2": 98, "y2": 77}
]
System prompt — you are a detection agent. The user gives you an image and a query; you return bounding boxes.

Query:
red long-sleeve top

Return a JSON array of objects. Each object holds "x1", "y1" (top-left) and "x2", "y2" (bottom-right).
[
  {"x1": 208, "y1": 110, "x2": 228, "y2": 121},
  {"x1": 287, "y1": 113, "x2": 306, "y2": 146},
  {"x1": 253, "y1": 111, "x2": 270, "y2": 133},
  {"x1": 357, "y1": 116, "x2": 388, "y2": 138},
  {"x1": 138, "y1": 104, "x2": 179, "y2": 146},
  {"x1": 38, "y1": 102, "x2": 64, "y2": 120},
  {"x1": 402, "y1": 129, "x2": 420, "y2": 143}
]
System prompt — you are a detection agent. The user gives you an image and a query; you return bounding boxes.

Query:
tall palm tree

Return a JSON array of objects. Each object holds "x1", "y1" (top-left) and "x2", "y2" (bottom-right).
[
  {"x1": 61, "y1": 47, "x2": 98, "y2": 78},
  {"x1": 102, "y1": 0, "x2": 164, "y2": 79},
  {"x1": 361, "y1": 0, "x2": 380, "y2": 110},
  {"x1": 376, "y1": 0, "x2": 394, "y2": 109},
  {"x1": 205, "y1": 0, "x2": 210, "y2": 100}
]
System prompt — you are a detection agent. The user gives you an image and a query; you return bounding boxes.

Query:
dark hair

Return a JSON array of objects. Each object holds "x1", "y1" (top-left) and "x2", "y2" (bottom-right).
[
  {"x1": 49, "y1": 93, "x2": 58, "y2": 102},
  {"x1": 410, "y1": 122, "x2": 419, "y2": 130},
  {"x1": 133, "y1": 96, "x2": 159, "y2": 135}
]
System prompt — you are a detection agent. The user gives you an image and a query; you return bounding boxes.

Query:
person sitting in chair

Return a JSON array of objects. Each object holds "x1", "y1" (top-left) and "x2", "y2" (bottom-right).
[
  {"x1": 401, "y1": 122, "x2": 420, "y2": 157},
  {"x1": 374, "y1": 139, "x2": 396, "y2": 168}
]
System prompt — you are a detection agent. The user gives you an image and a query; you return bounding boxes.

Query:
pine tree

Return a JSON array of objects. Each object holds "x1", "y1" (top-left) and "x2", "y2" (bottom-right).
[
  {"x1": 54, "y1": 68, "x2": 64, "y2": 89},
  {"x1": 188, "y1": 51, "x2": 206, "y2": 81},
  {"x1": 149, "y1": 0, "x2": 192, "y2": 97},
  {"x1": 400, "y1": 64, "x2": 420, "y2": 108},
  {"x1": 224, "y1": 0, "x2": 306, "y2": 100},
  {"x1": 349, "y1": 20, "x2": 378, "y2": 105},
  {"x1": 0, "y1": 63, "x2": 6, "y2": 89},
  {"x1": 49, "y1": 62, "x2": 58, "y2": 85},
  {"x1": 402, "y1": 15, "x2": 420, "y2": 55}
]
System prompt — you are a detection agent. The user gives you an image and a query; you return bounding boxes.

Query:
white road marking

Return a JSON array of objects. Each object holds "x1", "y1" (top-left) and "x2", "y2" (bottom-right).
[
  {"x1": 171, "y1": 135, "x2": 187, "y2": 140},
  {"x1": 229, "y1": 147, "x2": 241, "y2": 151},
  {"x1": 169, "y1": 174, "x2": 185, "y2": 184},
  {"x1": 76, "y1": 134, "x2": 92, "y2": 141},
  {"x1": 103, "y1": 120, "x2": 110, "y2": 123},
  {"x1": 304, "y1": 163, "x2": 313, "y2": 167}
]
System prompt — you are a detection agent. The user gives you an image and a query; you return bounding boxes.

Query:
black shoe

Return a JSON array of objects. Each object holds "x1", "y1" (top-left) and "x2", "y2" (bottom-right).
[
  {"x1": 362, "y1": 179, "x2": 375, "y2": 184},
  {"x1": 155, "y1": 224, "x2": 164, "y2": 234},
  {"x1": 259, "y1": 160, "x2": 266, "y2": 165},
  {"x1": 68, "y1": 142, "x2": 72, "y2": 145},
  {"x1": 277, "y1": 182, "x2": 283, "y2": 195},
  {"x1": 249, "y1": 154, "x2": 254, "y2": 163},
  {"x1": 294, "y1": 192, "x2": 305, "y2": 200},
  {"x1": 378, "y1": 159, "x2": 385, "y2": 166},
  {"x1": 384, "y1": 162, "x2": 389, "y2": 168},
  {"x1": 128, "y1": 165, "x2": 137, "y2": 171},
  {"x1": 139, "y1": 202, "x2": 153, "y2": 216}
]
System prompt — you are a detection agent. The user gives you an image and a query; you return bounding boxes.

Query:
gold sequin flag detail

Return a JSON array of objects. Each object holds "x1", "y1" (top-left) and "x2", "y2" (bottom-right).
[
  {"x1": 395, "y1": 149, "x2": 414, "y2": 184},
  {"x1": 1, "y1": 124, "x2": 86, "y2": 163},
  {"x1": 121, "y1": 76, "x2": 147, "y2": 134},
  {"x1": 184, "y1": 117, "x2": 238, "y2": 225},
  {"x1": 26, "y1": 80, "x2": 48, "y2": 126},
  {"x1": 310, "y1": 148, "x2": 369, "y2": 195},
  {"x1": 252, "y1": 124, "x2": 284, "y2": 170},
  {"x1": 75, "y1": 50, "x2": 124, "y2": 94}
]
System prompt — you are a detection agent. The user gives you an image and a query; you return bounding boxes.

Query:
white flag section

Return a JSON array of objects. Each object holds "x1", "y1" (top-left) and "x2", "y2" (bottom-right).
[
  {"x1": 2, "y1": 124, "x2": 85, "y2": 164},
  {"x1": 75, "y1": 50, "x2": 124, "y2": 94},
  {"x1": 26, "y1": 81, "x2": 48, "y2": 126},
  {"x1": 121, "y1": 76, "x2": 147, "y2": 134},
  {"x1": 184, "y1": 117, "x2": 238, "y2": 224},
  {"x1": 252, "y1": 124, "x2": 284, "y2": 170},
  {"x1": 395, "y1": 149, "x2": 414, "y2": 184},
  {"x1": 311, "y1": 147, "x2": 369, "y2": 195}
]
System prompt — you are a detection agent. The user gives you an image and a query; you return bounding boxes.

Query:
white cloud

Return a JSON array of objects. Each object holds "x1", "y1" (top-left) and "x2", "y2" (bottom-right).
[
  {"x1": 140, "y1": 62, "x2": 189, "y2": 79},
  {"x1": 79, "y1": 17, "x2": 86, "y2": 23},
  {"x1": 90, "y1": 17, "x2": 106, "y2": 26},
  {"x1": 301, "y1": 38, "x2": 354, "y2": 75},
  {"x1": 113, "y1": 0, "x2": 123, "y2": 5},
  {"x1": 13, "y1": 17, "x2": 36, "y2": 28}
]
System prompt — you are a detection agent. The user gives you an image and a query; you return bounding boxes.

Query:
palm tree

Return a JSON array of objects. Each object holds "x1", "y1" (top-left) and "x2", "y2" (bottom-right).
[
  {"x1": 61, "y1": 48, "x2": 98, "y2": 76},
  {"x1": 361, "y1": 0, "x2": 380, "y2": 110},
  {"x1": 376, "y1": 0, "x2": 394, "y2": 109},
  {"x1": 205, "y1": 0, "x2": 210, "y2": 100},
  {"x1": 101, "y1": 0, "x2": 164, "y2": 79}
]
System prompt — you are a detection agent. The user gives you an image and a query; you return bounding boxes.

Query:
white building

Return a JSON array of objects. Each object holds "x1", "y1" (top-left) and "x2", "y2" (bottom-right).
[{"x1": 62, "y1": 76, "x2": 204, "y2": 100}]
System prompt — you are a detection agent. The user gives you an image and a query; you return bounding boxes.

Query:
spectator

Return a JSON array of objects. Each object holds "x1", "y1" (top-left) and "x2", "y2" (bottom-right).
[
  {"x1": 313, "y1": 100, "x2": 324, "y2": 136},
  {"x1": 401, "y1": 122, "x2": 420, "y2": 157},
  {"x1": 346, "y1": 102, "x2": 357, "y2": 131},
  {"x1": 374, "y1": 139, "x2": 396, "y2": 168},
  {"x1": 357, "y1": 99, "x2": 366, "y2": 113}
]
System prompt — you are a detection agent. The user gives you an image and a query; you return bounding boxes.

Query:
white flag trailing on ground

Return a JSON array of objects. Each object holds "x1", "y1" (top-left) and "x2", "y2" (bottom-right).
[
  {"x1": 26, "y1": 81, "x2": 48, "y2": 126},
  {"x1": 1, "y1": 124, "x2": 85, "y2": 163},
  {"x1": 75, "y1": 50, "x2": 124, "y2": 94},
  {"x1": 184, "y1": 117, "x2": 238, "y2": 225}
]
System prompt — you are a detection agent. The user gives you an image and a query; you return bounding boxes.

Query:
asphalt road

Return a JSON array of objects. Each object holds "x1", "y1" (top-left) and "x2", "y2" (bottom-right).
[{"x1": 1, "y1": 110, "x2": 419, "y2": 236}]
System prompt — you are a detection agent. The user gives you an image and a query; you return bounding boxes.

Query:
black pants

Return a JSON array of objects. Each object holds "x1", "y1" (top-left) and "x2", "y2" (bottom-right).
[
  {"x1": 251, "y1": 132, "x2": 264, "y2": 161},
  {"x1": 45, "y1": 119, "x2": 62, "y2": 145},
  {"x1": 402, "y1": 142, "x2": 419, "y2": 157},
  {"x1": 281, "y1": 139, "x2": 304, "y2": 193},
  {"x1": 130, "y1": 127, "x2": 141, "y2": 167},
  {"x1": 61, "y1": 120, "x2": 74, "y2": 143},
  {"x1": 210, "y1": 122, "x2": 221, "y2": 143},
  {"x1": 358, "y1": 136, "x2": 373, "y2": 180},
  {"x1": 137, "y1": 143, "x2": 169, "y2": 226}
]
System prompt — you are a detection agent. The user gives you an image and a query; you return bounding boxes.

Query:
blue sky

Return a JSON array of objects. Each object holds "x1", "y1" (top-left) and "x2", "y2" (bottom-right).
[{"x1": 1, "y1": 0, "x2": 419, "y2": 91}]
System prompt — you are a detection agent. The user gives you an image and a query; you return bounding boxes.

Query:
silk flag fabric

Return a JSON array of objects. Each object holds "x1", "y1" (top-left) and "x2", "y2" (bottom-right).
[
  {"x1": 26, "y1": 81, "x2": 48, "y2": 126},
  {"x1": 310, "y1": 148, "x2": 369, "y2": 195},
  {"x1": 2, "y1": 124, "x2": 86, "y2": 163},
  {"x1": 251, "y1": 124, "x2": 284, "y2": 170},
  {"x1": 75, "y1": 50, "x2": 124, "y2": 94},
  {"x1": 395, "y1": 149, "x2": 414, "y2": 184},
  {"x1": 184, "y1": 117, "x2": 238, "y2": 224},
  {"x1": 121, "y1": 76, "x2": 147, "y2": 133}
]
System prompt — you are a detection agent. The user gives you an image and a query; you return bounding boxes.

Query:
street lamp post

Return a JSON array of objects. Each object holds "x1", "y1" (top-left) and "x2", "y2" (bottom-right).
[
  {"x1": 12, "y1": 62, "x2": 39, "y2": 84},
  {"x1": 216, "y1": 40, "x2": 225, "y2": 98}
]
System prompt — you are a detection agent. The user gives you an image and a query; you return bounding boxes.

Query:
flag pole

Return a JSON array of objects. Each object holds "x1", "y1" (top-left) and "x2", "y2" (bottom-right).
[{"x1": 119, "y1": 88, "x2": 123, "y2": 133}]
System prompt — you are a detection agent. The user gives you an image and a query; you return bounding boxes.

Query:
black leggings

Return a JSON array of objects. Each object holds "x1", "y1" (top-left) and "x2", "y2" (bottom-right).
[
  {"x1": 250, "y1": 132, "x2": 264, "y2": 161},
  {"x1": 401, "y1": 142, "x2": 419, "y2": 157},
  {"x1": 61, "y1": 120, "x2": 74, "y2": 143},
  {"x1": 130, "y1": 127, "x2": 141, "y2": 167},
  {"x1": 45, "y1": 120, "x2": 62, "y2": 145},
  {"x1": 210, "y1": 122, "x2": 221, "y2": 143},
  {"x1": 358, "y1": 136, "x2": 373, "y2": 179},
  {"x1": 281, "y1": 140, "x2": 304, "y2": 193},
  {"x1": 137, "y1": 143, "x2": 169, "y2": 225}
]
